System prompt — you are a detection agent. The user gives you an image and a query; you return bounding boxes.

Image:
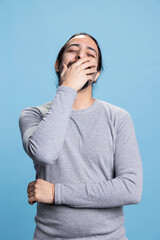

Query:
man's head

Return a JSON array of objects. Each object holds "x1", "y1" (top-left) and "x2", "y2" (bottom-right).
[{"x1": 55, "y1": 32, "x2": 103, "y2": 91}]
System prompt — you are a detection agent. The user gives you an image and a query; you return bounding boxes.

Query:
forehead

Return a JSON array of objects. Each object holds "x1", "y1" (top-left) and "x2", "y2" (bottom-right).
[{"x1": 67, "y1": 35, "x2": 98, "y2": 51}]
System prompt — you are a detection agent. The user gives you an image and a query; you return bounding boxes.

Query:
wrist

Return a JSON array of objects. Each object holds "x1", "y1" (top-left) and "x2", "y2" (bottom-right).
[{"x1": 61, "y1": 83, "x2": 77, "y2": 92}]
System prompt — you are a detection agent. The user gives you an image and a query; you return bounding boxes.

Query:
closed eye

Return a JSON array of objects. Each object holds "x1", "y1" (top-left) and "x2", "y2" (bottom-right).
[
  {"x1": 68, "y1": 50, "x2": 95, "y2": 58},
  {"x1": 87, "y1": 54, "x2": 95, "y2": 58},
  {"x1": 68, "y1": 50, "x2": 77, "y2": 52}
]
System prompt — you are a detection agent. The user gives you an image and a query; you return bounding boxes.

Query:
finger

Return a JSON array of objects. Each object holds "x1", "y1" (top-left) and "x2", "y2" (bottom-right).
[
  {"x1": 29, "y1": 196, "x2": 37, "y2": 204},
  {"x1": 85, "y1": 68, "x2": 97, "y2": 75},
  {"x1": 73, "y1": 57, "x2": 92, "y2": 68},
  {"x1": 27, "y1": 180, "x2": 36, "y2": 190},
  {"x1": 28, "y1": 199, "x2": 36, "y2": 205},
  {"x1": 27, "y1": 185, "x2": 35, "y2": 193},
  {"x1": 80, "y1": 61, "x2": 97, "y2": 70},
  {"x1": 84, "y1": 66, "x2": 97, "y2": 71},
  {"x1": 28, "y1": 191, "x2": 35, "y2": 198},
  {"x1": 28, "y1": 199, "x2": 33, "y2": 205},
  {"x1": 81, "y1": 59, "x2": 97, "y2": 66},
  {"x1": 29, "y1": 180, "x2": 36, "y2": 185}
]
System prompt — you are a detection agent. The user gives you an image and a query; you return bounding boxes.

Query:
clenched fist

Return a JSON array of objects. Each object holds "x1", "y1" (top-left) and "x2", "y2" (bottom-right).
[{"x1": 27, "y1": 179, "x2": 55, "y2": 205}]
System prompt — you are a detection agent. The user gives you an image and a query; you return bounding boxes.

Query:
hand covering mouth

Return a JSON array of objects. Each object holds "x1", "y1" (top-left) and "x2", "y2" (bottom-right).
[{"x1": 67, "y1": 60, "x2": 78, "y2": 68}]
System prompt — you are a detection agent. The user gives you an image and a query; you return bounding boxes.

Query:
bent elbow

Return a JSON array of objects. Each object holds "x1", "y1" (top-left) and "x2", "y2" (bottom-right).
[
  {"x1": 122, "y1": 176, "x2": 143, "y2": 205},
  {"x1": 130, "y1": 183, "x2": 143, "y2": 204},
  {"x1": 24, "y1": 139, "x2": 59, "y2": 166},
  {"x1": 133, "y1": 175, "x2": 143, "y2": 204},
  {"x1": 132, "y1": 192, "x2": 142, "y2": 204},
  {"x1": 33, "y1": 151, "x2": 59, "y2": 166},
  {"x1": 133, "y1": 186, "x2": 143, "y2": 204}
]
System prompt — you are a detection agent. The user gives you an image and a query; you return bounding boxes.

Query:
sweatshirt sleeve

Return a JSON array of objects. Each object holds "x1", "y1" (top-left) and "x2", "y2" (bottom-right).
[
  {"x1": 19, "y1": 85, "x2": 77, "y2": 166},
  {"x1": 54, "y1": 112, "x2": 143, "y2": 208}
]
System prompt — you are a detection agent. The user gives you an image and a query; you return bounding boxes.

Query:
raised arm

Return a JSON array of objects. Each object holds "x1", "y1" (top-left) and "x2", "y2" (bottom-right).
[
  {"x1": 54, "y1": 112, "x2": 143, "y2": 208},
  {"x1": 19, "y1": 85, "x2": 77, "y2": 166}
]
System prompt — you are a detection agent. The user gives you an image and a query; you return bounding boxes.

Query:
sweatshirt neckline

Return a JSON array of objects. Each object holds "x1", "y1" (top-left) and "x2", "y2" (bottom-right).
[{"x1": 71, "y1": 98, "x2": 98, "y2": 114}]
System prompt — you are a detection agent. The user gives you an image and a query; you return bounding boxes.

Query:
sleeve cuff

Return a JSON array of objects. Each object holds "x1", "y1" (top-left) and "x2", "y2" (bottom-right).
[
  {"x1": 57, "y1": 85, "x2": 77, "y2": 98},
  {"x1": 54, "y1": 183, "x2": 63, "y2": 205}
]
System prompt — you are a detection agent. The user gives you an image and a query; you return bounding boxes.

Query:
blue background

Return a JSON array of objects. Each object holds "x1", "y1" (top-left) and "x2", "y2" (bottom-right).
[{"x1": 0, "y1": 0, "x2": 159, "y2": 239}]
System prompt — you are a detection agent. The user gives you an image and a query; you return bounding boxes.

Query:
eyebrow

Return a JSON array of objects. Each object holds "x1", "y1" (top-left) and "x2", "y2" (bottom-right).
[{"x1": 67, "y1": 43, "x2": 97, "y2": 56}]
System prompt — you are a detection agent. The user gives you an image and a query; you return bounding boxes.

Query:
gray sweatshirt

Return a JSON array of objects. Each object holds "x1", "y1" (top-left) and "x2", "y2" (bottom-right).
[{"x1": 19, "y1": 85, "x2": 143, "y2": 240}]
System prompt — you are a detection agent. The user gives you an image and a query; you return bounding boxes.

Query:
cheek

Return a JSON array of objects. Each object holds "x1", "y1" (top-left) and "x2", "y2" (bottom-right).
[{"x1": 63, "y1": 54, "x2": 75, "y2": 62}]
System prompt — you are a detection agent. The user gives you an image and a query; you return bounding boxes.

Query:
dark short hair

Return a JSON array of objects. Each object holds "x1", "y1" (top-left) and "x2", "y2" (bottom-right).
[{"x1": 55, "y1": 32, "x2": 104, "y2": 88}]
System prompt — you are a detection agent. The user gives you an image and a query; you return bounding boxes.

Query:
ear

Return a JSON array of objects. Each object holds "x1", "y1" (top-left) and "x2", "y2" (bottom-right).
[
  {"x1": 55, "y1": 60, "x2": 59, "y2": 72},
  {"x1": 93, "y1": 70, "x2": 101, "y2": 82}
]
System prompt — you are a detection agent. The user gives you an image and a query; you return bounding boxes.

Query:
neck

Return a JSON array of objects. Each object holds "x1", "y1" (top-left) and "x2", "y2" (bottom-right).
[{"x1": 72, "y1": 86, "x2": 94, "y2": 110}]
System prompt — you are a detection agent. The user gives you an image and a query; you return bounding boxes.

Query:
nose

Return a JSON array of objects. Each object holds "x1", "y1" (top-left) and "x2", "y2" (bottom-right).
[{"x1": 75, "y1": 49, "x2": 85, "y2": 60}]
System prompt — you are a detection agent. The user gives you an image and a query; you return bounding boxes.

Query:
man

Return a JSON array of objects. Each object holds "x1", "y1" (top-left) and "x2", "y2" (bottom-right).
[{"x1": 19, "y1": 32, "x2": 143, "y2": 240}]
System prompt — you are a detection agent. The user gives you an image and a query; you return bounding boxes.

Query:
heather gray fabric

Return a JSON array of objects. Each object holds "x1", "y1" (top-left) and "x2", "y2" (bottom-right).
[{"x1": 19, "y1": 85, "x2": 143, "y2": 240}]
